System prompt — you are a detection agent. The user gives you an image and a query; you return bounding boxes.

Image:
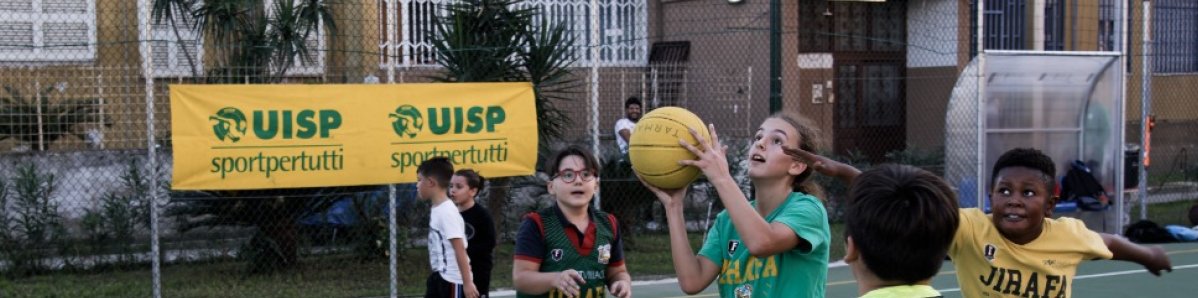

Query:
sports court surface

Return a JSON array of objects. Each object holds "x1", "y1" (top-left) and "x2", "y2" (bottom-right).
[{"x1": 494, "y1": 242, "x2": 1198, "y2": 297}]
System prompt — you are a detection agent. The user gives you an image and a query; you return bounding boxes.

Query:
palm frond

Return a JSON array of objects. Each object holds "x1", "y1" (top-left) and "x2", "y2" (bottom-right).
[{"x1": 428, "y1": 0, "x2": 579, "y2": 146}]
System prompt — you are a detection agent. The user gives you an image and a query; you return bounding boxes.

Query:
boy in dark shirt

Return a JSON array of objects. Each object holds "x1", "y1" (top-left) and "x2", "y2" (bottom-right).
[{"x1": 450, "y1": 169, "x2": 497, "y2": 297}]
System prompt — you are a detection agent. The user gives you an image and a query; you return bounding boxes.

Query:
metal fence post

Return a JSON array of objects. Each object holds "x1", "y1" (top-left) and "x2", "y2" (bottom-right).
[
  {"x1": 1139, "y1": 0, "x2": 1152, "y2": 220},
  {"x1": 137, "y1": 0, "x2": 161, "y2": 296},
  {"x1": 976, "y1": 0, "x2": 988, "y2": 210},
  {"x1": 590, "y1": 0, "x2": 602, "y2": 210},
  {"x1": 386, "y1": 1, "x2": 399, "y2": 293},
  {"x1": 389, "y1": 184, "x2": 398, "y2": 298}
]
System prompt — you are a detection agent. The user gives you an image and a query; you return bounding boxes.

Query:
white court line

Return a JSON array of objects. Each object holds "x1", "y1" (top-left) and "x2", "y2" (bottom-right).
[
  {"x1": 937, "y1": 264, "x2": 1198, "y2": 293},
  {"x1": 493, "y1": 250, "x2": 1198, "y2": 297}
]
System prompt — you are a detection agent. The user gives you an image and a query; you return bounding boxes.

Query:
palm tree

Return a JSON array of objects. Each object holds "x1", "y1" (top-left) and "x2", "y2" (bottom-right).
[
  {"x1": 0, "y1": 85, "x2": 108, "y2": 151},
  {"x1": 151, "y1": 0, "x2": 201, "y2": 77},
  {"x1": 267, "y1": 0, "x2": 336, "y2": 78},
  {"x1": 153, "y1": 0, "x2": 336, "y2": 83},
  {"x1": 152, "y1": 0, "x2": 340, "y2": 273},
  {"x1": 430, "y1": 0, "x2": 578, "y2": 145},
  {"x1": 518, "y1": 15, "x2": 581, "y2": 148},
  {"x1": 428, "y1": 0, "x2": 580, "y2": 236}
]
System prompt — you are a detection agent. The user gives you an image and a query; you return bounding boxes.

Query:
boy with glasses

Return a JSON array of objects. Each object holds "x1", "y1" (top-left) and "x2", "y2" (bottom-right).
[{"x1": 512, "y1": 146, "x2": 632, "y2": 298}]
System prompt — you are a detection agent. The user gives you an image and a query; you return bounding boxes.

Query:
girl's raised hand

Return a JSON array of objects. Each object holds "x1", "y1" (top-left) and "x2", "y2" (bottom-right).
[
  {"x1": 678, "y1": 123, "x2": 731, "y2": 182},
  {"x1": 637, "y1": 173, "x2": 688, "y2": 209}
]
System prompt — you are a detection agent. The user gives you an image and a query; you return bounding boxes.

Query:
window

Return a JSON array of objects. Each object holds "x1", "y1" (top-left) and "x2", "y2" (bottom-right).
[
  {"x1": 139, "y1": 0, "x2": 204, "y2": 77},
  {"x1": 377, "y1": 0, "x2": 444, "y2": 68},
  {"x1": 377, "y1": 0, "x2": 646, "y2": 68},
  {"x1": 836, "y1": 63, "x2": 903, "y2": 128},
  {"x1": 1044, "y1": 0, "x2": 1065, "y2": 50},
  {"x1": 967, "y1": 0, "x2": 1027, "y2": 56},
  {"x1": 833, "y1": 61, "x2": 906, "y2": 161},
  {"x1": 799, "y1": 0, "x2": 904, "y2": 53},
  {"x1": 1096, "y1": 0, "x2": 1118, "y2": 51},
  {"x1": 575, "y1": 0, "x2": 647, "y2": 66},
  {"x1": 267, "y1": 0, "x2": 326, "y2": 75},
  {"x1": 0, "y1": 0, "x2": 96, "y2": 62},
  {"x1": 1153, "y1": 0, "x2": 1198, "y2": 73},
  {"x1": 645, "y1": 41, "x2": 689, "y2": 107},
  {"x1": 983, "y1": 0, "x2": 1026, "y2": 50}
]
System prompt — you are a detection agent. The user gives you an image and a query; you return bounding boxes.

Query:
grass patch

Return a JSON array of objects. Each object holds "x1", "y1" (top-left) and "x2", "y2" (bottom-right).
[
  {"x1": 622, "y1": 232, "x2": 705, "y2": 279},
  {"x1": 0, "y1": 225, "x2": 850, "y2": 297},
  {"x1": 1147, "y1": 172, "x2": 1197, "y2": 187},
  {"x1": 0, "y1": 233, "x2": 681, "y2": 297},
  {"x1": 829, "y1": 222, "x2": 846, "y2": 261},
  {"x1": 1, "y1": 254, "x2": 396, "y2": 297},
  {"x1": 1129, "y1": 200, "x2": 1197, "y2": 226}
]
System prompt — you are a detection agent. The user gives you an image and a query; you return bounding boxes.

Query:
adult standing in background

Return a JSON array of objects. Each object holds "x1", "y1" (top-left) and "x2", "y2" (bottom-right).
[{"x1": 614, "y1": 97, "x2": 642, "y2": 155}]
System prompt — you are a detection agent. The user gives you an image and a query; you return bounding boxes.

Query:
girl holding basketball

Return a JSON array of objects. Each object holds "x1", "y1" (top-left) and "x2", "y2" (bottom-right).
[{"x1": 640, "y1": 111, "x2": 830, "y2": 297}]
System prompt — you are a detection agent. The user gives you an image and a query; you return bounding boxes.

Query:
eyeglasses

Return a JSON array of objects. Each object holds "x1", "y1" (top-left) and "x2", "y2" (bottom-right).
[{"x1": 554, "y1": 169, "x2": 595, "y2": 183}]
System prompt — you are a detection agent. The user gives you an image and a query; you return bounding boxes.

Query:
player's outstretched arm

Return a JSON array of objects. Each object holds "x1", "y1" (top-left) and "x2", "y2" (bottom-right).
[
  {"x1": 639, "y1": 176, "x2": 721, "y2": 294},
  {"x1": 1101, "y1": 233, "x2": 1173, "y2": 276},
  {"x1": 784, "y1": 147, "x2": 861, "y2": 185}
]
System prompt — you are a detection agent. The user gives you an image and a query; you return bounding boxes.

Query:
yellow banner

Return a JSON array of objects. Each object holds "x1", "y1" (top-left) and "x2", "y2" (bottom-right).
[{"x1": 170, "y1": 83, "x2": 538, "y2": 190}]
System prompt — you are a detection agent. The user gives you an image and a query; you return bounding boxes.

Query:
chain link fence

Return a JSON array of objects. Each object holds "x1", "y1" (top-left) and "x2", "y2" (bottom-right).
[
  {"x1": 1125, "y1": 0, "x2": 1198, "y2": 239},
  {"x1": 0, "y1": 0, "x2": 1195, "y2": 297}
]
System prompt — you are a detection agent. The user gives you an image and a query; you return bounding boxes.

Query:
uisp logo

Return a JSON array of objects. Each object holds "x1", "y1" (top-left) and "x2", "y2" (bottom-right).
[
  {"x1": 389, "y1": 105, "x2": 423, "y2": 138},
  {"x1": 209, "y1": 107, "x2": 248, "y2": 143},
  {"x1": 209, "y1": 107, "x2": 342, "y2": 142},
  {"x1": 388, "y1": 105, "x2": 507, "y2": 138}
]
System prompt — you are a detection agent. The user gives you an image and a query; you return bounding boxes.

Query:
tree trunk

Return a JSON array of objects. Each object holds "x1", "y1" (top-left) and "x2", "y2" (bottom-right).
[
  {"x1": 486, "y1": 177, "x2": 509, "y2": 241},
  {"x1": 260, "y1": 213, "x2": 299, "y2": 268}
]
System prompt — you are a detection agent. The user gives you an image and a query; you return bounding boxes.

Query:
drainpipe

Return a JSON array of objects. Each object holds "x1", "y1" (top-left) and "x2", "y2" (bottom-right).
[{"x1": 769, "y1": 0, "x2": 782, "y2": 113}]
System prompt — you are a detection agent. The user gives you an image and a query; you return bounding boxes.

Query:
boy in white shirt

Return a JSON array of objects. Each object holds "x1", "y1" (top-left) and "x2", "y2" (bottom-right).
[{"x1": 419, "y1": 157, "x2": 478, "y2": 298}]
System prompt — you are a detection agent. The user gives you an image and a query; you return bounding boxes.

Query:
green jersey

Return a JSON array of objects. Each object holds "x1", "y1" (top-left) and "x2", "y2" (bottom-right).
[
  {"x1": 516, "y1": 207, "x2": 616, "y2": 298},
  {"x1": 697, "y1": 192, "x2": 830, "y2": 298}
]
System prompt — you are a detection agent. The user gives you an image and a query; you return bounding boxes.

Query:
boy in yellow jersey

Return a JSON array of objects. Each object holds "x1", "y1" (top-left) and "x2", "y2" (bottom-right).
[
  {"x1": 790, "y1": 147, "x2": 1173, "y2": 298},
  {"x1": 952, "y1": 148, "x2": 1170, "y2": 297}
]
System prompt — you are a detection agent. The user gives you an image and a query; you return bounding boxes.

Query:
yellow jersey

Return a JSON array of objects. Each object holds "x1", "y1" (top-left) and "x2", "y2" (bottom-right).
[
  {"x1": 948, "y1": 209, "x2": 1112, "y2": 298},
  {"x1": 859, "y1": 285, "x2": 941, "y2": 298}
]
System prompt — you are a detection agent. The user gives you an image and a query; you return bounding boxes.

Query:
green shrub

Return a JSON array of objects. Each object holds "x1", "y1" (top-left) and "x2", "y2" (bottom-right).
[{"x1": 1, "y1": 163, "x2": 67, "y2": 276}]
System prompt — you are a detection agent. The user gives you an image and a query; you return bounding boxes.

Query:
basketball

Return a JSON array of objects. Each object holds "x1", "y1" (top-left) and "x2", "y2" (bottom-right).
[{"x1": 628, "y1": 107, "x2": 711, "y2": 190}]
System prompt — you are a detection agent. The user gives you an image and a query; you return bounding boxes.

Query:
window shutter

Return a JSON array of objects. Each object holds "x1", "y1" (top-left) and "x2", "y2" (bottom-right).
[
  {"x1": 0, "y1": 22, "x2": 34, "y2": 53},
  {"x1": 143, "y1": 0, "x2": 204, "y2": 77},
  {"x1": 151, "y1": 40, "x2": 170, "y2": 69},
  {"x1": 0, "y1": 0, "x2": 34, "y2": 11},
  {"x1": 0, "y1": 0, "x2": 95, "y2": 61},
  {"x1": 43, "y1": 0, "x2": 86, "y2": 13},
  {"x1": 43, "y1": 22, "x2": 88, "y2": 53}
]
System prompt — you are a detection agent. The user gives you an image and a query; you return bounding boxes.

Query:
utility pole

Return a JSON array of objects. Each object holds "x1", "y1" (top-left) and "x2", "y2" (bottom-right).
[{"x1": 769, "y1": 0, "x2": 782, "y2": 113}]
